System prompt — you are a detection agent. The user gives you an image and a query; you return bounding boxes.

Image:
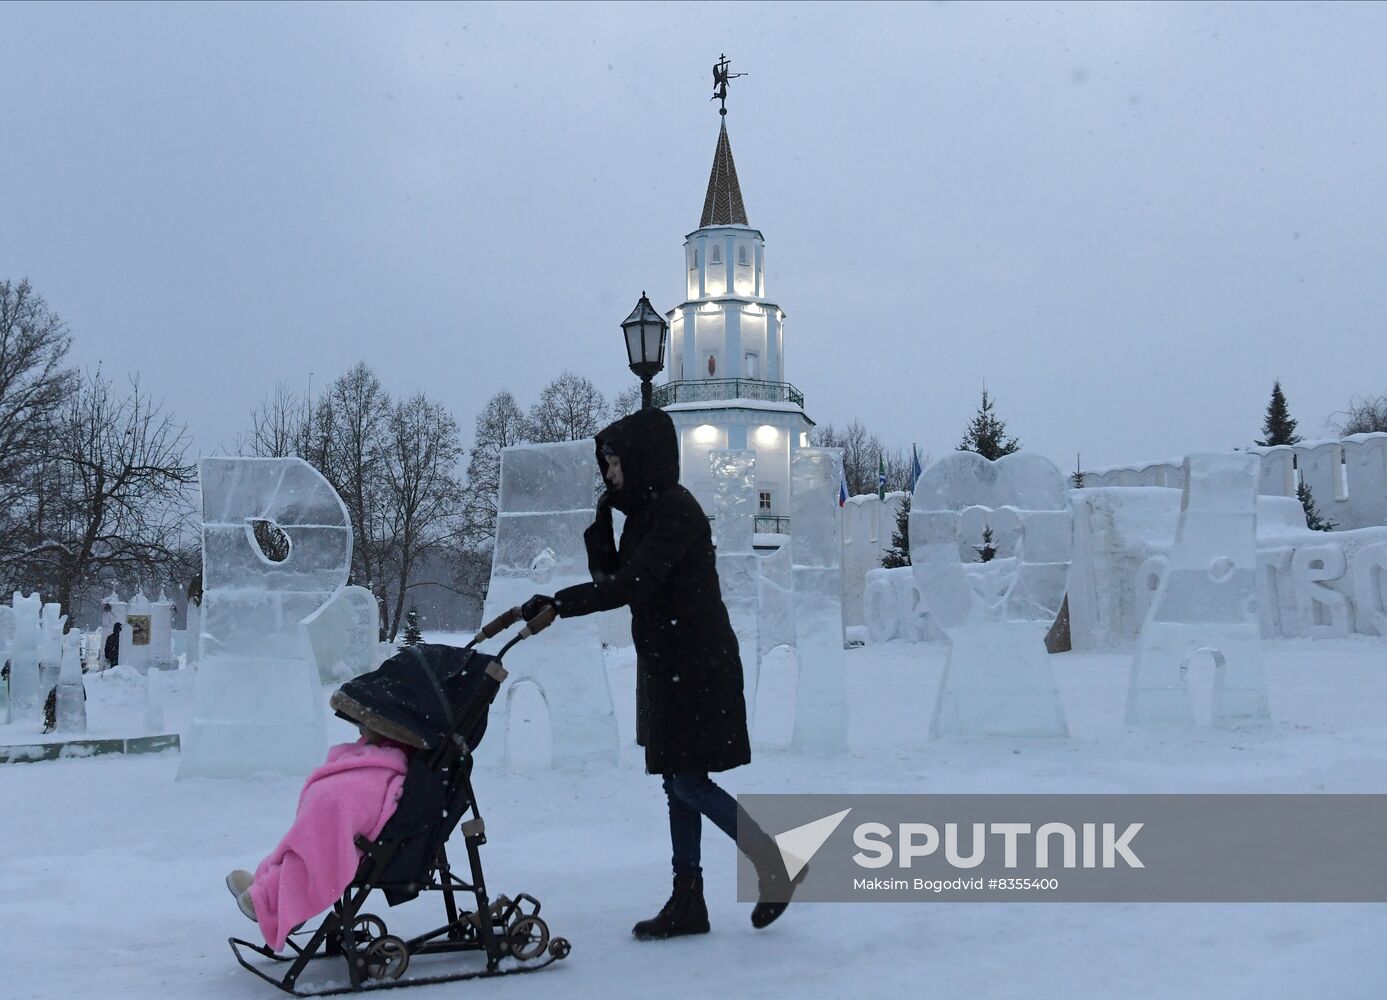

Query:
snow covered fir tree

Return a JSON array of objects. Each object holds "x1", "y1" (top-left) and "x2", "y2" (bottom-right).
[{"x1": 957, "y1": 386, "x2": 1021, "y2": 460}]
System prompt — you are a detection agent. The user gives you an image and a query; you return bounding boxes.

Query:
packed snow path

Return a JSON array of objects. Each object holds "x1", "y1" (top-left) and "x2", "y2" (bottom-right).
[{"x1": 3, "y1": 636, "x2": 1384, "y2": 999}]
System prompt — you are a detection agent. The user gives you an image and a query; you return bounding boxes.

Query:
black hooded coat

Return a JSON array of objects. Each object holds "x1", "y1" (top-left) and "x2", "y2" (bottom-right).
[{"x1": 553, "y1": 407, "x2": 751, "y2": 775}]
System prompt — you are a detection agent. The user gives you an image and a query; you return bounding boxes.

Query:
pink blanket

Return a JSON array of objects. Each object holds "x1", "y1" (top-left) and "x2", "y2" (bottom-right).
[{"x1": 251, "y1": 739, "x2": 409, "y2": 951}]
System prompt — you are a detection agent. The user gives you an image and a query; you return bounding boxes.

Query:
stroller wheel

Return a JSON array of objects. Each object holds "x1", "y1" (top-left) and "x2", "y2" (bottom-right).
[
  {"x1": 364, "y1": 935, "x2": 409, "y2": 980},
  {"x1": 506, "y1": 916, "x2": 550, "y2": 962},
  {"x1": 351, "y1": 914, "x2": 387, "y2": 943},
  {"x1": 549, "y1": 937, "x2": 572, "y2": 960}
]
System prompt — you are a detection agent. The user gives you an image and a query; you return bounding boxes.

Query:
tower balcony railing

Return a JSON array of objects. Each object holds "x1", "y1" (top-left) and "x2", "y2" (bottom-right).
[{"x1": 652, "y1": 378, "x2": 805, "y2": 409}]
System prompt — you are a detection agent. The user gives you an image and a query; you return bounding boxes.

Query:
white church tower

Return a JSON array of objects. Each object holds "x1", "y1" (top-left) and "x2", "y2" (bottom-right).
[{"x1": 654, "y1": 84, "x2": 814, "y2": 532}]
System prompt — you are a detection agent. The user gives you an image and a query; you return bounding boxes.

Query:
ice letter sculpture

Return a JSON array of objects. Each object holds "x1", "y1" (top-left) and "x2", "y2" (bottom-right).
[
  {"x1": 710, "y1": 449, "x2": 761, "y2": 721},
  {"x1": 1125, "y1": 454, "x2": 1269, "y2": 728},
  {"x1": 179, "y1": 458, "x2": 351, "y2": 778},
  {"x1": 303, "y1": 585, "x2": 381, "y2": 682},
  {"x1": 54, "y1": 635, "x2": 87, "y2": 734},
  {"x1": 929, "y1": 537, "x2": 1070, "y2": 739},
  {"x1": 790, "y1": 448, "x2": 848, "y2": 754},
  {"x1": 482, "y1": 441, "x2": 618, "y2": 768},
  {"x1": 9, "y1": 593, "x2": 43, "y2": 723}
]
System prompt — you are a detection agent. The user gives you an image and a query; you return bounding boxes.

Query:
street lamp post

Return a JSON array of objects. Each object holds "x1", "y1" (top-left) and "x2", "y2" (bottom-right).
[{"x1": 621, "y1": 291, "x2": 668, "y2": 410}]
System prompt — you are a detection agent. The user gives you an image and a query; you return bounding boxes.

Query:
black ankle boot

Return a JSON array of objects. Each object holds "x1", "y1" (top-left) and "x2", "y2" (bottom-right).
[
  {"x1": 632, "y1": 874, "x2": 710, "y2": 940},
  {"x1": 751, "y1": 858, "x2": 808, "y2": 929}
]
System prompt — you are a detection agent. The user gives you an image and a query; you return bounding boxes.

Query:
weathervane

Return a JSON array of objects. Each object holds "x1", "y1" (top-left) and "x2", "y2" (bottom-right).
[{"x1": 711, "y1": 53, "x2": 745, "y2": 116}]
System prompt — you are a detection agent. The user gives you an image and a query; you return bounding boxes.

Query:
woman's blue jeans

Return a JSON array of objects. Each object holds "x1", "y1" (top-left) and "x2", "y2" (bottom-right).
[{"x1": 662, "y1": 772, "x2": 771, "y2": 876}]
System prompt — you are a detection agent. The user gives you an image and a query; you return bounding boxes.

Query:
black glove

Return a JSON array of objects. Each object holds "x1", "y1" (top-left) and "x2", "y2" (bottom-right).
[{"x1": 522, "y1": 594, "x2": 556, "y2": 621}]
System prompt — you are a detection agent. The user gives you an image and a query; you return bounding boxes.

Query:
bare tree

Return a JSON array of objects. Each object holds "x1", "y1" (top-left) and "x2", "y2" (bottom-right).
[
  {"x1": 611, "y1": 383, "x2": 642, "y2": 420},
  {"x1": 0, "y1": 280, "x2": 78, "y2": 558},
  {"x1": 28, "y1": 370, "x2": 197, "y2": 610},
  {"x1": 318, "y1": 363, "x2": 392, "y2": 599},
  {"x1": 241, "y1": 380, "x2": 311, "y2": 458},
  {"x1": 528, "y1": 372, "x2": 608, "y2": 443},
  {"x1": 811, "y1": 420, "x2": 912, "y2": 495},
  {"x1": 379, "y1": 393, "x2": 466, "y2": 639},
  {"x1": 1330, "y1": 393, "x2": 1387, "y2": 435},
  {"x1": 461, "y1": 389, "x2": 530, "y2": 548}
]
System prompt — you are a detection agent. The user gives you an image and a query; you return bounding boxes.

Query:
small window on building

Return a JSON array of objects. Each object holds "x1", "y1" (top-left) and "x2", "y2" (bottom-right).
[
  {"x1": 710, "y1": 244, "x2": 722, "y2": 265},
  {"x1": 690, "y1": 250, "x2": 699, "y2": 270},
  {"x1": 759, "y1": 491, "x2": 773, "y2": 512},
  {"x1": 738, "y1": 244, "x2": 749, "y2": 265},
  {"x1": 744, "y1": 351, "x2": 759, "y2": 378}
]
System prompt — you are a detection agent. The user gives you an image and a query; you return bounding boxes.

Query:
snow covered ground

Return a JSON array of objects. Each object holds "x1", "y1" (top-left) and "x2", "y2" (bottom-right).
[{"x1": 3, "y1": 634, "x2": 1385, "y2": 999}]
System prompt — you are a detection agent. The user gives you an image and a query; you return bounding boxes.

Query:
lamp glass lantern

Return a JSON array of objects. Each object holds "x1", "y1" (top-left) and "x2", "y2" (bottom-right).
[{"x1": 622, "y1": 291, "x2": 669, "y2": 408}]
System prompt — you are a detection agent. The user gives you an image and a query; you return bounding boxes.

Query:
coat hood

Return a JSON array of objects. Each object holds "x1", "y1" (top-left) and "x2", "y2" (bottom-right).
[{"x1": 596, "y1": 407, "x2": 680, "y2": 512}]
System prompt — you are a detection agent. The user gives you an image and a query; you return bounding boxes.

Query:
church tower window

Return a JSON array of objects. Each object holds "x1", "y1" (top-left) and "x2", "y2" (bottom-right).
[
  {"x1": 709, "y1": 245, "x2": 722, "y2": 264},
  {"x1": 738, "y1": 245, "x2": 749, "y2": 265}
]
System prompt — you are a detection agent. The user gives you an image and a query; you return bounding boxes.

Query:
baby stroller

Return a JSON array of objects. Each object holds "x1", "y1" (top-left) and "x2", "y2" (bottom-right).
[{"x1": 230, "y1": 605, "x2": 571, "y2": 996}]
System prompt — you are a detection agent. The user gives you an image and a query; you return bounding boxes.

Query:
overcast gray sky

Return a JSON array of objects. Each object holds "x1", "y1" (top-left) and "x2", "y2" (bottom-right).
[{"x1": 2, "y1": 1, "x2": 1383, "y2": 470}]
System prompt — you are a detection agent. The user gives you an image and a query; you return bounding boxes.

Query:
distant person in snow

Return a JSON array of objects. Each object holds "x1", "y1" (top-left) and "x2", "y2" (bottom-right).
[
  {"x1": 522, "y1": 406, "x2": 804, "y2": 940},
  {"x1": 103, "y1": 622, "x2": 122, "y2": 669}
]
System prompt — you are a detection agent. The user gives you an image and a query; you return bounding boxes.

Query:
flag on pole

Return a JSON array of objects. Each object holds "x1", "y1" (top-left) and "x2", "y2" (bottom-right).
[
  {"x1": 911, "y1": 444, "x2": 923, "y2": 491},
  {"x1": 877, "y1": 453, "x2": 887, "y2": 500},
  {"x1": 838, "y1": 466, "x2": 849, "y2": 508}
]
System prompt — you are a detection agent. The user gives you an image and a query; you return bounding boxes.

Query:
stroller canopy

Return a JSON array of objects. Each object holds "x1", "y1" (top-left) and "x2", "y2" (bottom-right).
[{"x1": 331, "y1": 643, "x2": 495, "y2": 752}]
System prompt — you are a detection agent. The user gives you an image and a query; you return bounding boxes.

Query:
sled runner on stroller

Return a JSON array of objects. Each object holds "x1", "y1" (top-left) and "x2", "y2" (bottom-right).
[{"x1": 230, "y1": 606, "x2": 571, "y2": 996}]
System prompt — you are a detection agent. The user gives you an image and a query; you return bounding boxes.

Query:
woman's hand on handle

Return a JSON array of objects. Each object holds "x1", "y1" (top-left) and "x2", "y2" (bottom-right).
[{"x1": 522, "y1": 594, "x2": 556, "y2": 621}]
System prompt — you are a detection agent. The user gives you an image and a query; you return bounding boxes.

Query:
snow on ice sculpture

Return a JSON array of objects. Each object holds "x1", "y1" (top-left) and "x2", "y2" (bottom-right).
[
  {"x1": 54, "y1": 635, "x2": 87, "y2": 734},
  {"x1": 303, "y1": 585, "x2": 381, "y2": 682},
  {"x1": 179, "y1": 457, "x2": 352, "y2": 779},
  {"x1": 8, "y1": 593, "x2": 42, "y2": 723},
  {"x1": 1125, "y1": 454, "x2": 1268, "y2": 729},
  {"x1": 929, "y1": 534, "x2": 1070, "y2": 739},
  {"x1": 710, "y1": 449, "x2": 761, "y2": 722},
  {"x1": 481, "y1": 440, "x2": 618, "y2": 768},
  {"x1": 789, "y1": 448, "x2": 848, "y2": 754},
  {"x1": 1291, "y1": 544, "x2": 1353, "y2": 638}
]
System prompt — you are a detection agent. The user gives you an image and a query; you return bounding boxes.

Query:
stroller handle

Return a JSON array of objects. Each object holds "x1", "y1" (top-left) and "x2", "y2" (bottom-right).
[{"x1": 466, "y1": 603, "x2": 559, "y2": 653}]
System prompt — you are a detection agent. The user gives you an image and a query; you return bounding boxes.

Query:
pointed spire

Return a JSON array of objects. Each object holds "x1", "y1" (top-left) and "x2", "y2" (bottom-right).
[{"x1": 700, "y1": 121, "x2": 748, "y2": 228}]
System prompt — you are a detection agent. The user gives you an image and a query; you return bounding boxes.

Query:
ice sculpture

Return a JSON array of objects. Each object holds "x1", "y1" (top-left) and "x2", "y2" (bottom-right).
[
  {"x1": 37, "y1": 602, "x2": 65, "y2": 699},
  {"x1": 1125, "y1": 454, "x2": 1268, "y2": 728},
  {"x1": 1355, "y1": 543, "x2": 1387, "y2": 637},
  {"x1": 150, "y1": 591, "x2": 176, "y2": 670},
  {"x1": 54, "y1": 635, "x2": 87, "y2": 734},
  {"x1": 185, "y1": 597, "x2": 201, "y2": 666},
  {"x1": 121, "y1": 590, "x2": 153, "y2": 673},
  {"x1": 910, "y1": 452, "x2": 1070, "y2": 630},
  {"x1": 145, "y1": 668, "x2": 166, "y2": 734},
  {"x1": 179, "y1": 458, "x2": 351, "y2": 778},
  {"x1": 9, "y1": 593, "x2": 43, "y2": 722},
  {"x1": 863, "y1": 566, "x2": 934, "y2": 643},
  {"x1": 0, "y1": 604, "x2": 12, "y2": 722},
  {"x1": 790, "y1": 448, "x2": 848, "y2": 754},
  {"x1": 1292, "y1": 544, "x2": 1353, "y2": 638},
  {"x1": 929, "y1": 538, "x2": 1070, "y2": 739},
  {"x1": 710, "y1": 449, "x2": 760, "y2": 721},
  {"x1": 481, "y1": 441, "x2": 618, "y2": 768},
  {"x1": 303, "y1": 585, "x2": 381, "y2": 682}
]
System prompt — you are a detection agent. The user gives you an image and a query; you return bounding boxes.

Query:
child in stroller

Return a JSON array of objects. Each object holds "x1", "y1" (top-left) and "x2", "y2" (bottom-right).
[
  {"x1": 228, "y1": 609, "x2": 570, "y2": 995},
  {"x1": 225, "y1": 719, "x2": 412, "y2": 952}
]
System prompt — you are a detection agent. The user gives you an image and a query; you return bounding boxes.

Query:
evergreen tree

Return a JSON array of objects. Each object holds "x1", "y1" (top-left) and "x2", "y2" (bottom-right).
[
  {"x1": 974, "y1": 525, "x2": 998, "y2": 562},
  {"x1": 1256, "y1": 380, "x2": 1302, "y2": 447},
  {"x1": 958, "y1": 387, "x2": 1021, "y2": 460},
  {"x1": 1297, "y1": 481, "x2": 1336, "y2": 531},
  {"x1": 402, "y1": 605, "x2": 423, "y2": 646},
  {"x1": 1070, "y1": 454, "x2": 1086, "y2": 490},
  {"x1": 881, "y1": 495, "x2": 912, "y2": 568}
]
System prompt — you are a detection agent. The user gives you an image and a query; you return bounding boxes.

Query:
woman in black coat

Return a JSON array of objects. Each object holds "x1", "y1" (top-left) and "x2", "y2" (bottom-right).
[{"x1": 524, "y1": 406, "x2": 800, "y2": 939}]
